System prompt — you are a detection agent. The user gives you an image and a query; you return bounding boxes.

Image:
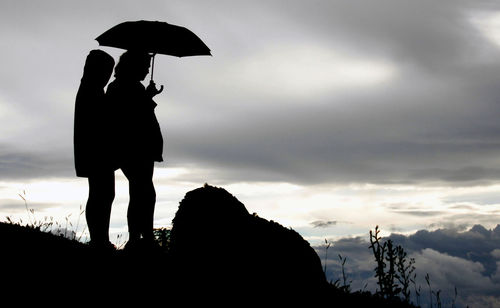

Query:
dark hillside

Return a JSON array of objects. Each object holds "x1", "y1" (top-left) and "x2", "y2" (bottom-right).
[{"x1": 0, "y1": 184, "x2": 416, "y2": 307}]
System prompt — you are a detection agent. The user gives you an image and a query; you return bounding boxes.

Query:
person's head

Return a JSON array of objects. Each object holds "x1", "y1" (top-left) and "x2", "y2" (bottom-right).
[
  {"x1": 114, "y1": 50, "x2": 152, "y2": 81},
  {"x1": 81, "y1": 49, "x2": 115, "y2": 88}
]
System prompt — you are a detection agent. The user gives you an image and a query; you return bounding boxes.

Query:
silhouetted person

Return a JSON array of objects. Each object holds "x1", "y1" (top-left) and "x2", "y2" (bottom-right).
[
  {"x1": 74, "y1": 50, "x2": 117, "y2": 250},
  {"x1": 106, "y1": 50, "x2": 164, "y2": 249}
]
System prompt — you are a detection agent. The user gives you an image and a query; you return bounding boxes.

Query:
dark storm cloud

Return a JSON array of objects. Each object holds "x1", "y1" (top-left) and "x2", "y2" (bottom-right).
[
  {"x1": 2, "y1": 0, "x2": 500, "y2": 187},
  {"x1": 410, "y1": 166, "x2": 500, "y2": 183},
  {"x1": 158, "y1": 0, "x2": 500, "y2": 186},
  {"x1": 167, "y1": 74, "x2": 500, "y2": 185}
]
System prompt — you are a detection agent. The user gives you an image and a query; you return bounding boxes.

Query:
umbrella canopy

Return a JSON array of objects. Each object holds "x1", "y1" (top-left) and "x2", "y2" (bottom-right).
[
  {"x1": 96, "y1": 20, "x2": 211, "y2": 81},
  {"x1": 96, "y1": 20, "x2": 211, "y2": 57}
]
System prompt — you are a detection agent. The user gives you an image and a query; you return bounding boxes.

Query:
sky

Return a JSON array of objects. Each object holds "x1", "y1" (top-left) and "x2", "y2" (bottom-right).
[{"x1": 1, "y1": 0, "x2": 500, "y2": 305}]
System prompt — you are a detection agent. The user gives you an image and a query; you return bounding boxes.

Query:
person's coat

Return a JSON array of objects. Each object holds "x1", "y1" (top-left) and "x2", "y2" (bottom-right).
[
  {"x1": 74, "y1": 52, "x2": 117, "y2": 177},
  {"x1": 106, "y1": 78, "x2": 164, "y2": 165}
]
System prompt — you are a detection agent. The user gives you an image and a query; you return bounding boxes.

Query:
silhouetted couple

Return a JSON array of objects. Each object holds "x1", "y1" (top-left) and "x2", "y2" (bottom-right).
[{"x1": 74, "y1": 49, "x2": 164, "y2": 251}]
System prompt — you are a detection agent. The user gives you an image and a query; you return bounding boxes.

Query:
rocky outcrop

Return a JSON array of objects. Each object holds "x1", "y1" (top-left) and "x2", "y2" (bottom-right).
[{"x1": 169, "y1": 184, "x2": 328, "y2": 297}]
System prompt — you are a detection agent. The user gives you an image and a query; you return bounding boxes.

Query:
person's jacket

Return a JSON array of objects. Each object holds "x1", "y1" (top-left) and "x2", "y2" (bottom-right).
[
  {"x1": 106, "y1": 77, "x2": 164, "y2": 165},
  {"x1": 74, "y1": 81, "x2": 117, "y2": 177}
]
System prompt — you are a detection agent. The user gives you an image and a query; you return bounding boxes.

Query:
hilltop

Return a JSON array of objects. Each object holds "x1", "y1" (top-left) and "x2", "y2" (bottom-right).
[{"x1": 1, "y1": 184, "x2": 416, "y2": 306}]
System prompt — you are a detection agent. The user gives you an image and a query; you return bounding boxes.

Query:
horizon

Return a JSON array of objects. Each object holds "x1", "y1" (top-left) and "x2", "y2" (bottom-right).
[{"x1": 1, "y1": 1, "x2": 500, "y2": 306}]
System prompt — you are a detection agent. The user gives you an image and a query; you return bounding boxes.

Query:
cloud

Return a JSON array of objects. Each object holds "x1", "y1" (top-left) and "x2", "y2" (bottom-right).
[
  {"x1": 0, "y1": 144, "x2": 73, "y2": 180},
  {"x1": 391, "y1": 210, "x2": 446, "y2": 217},
  {"x1": 0, "y1": 198, "x2": 55, "y2": 211},
  {"x1": 265, "y1": 0, "x2": 500, "y2": 70},
  {"x1": 316, "y1": 224, "x2": 500, "y2": 306},
  {"x1": 209, "y1": 44, "x2": 397, "y2": 100},
  {"x1": 316, "y1": 236, "x2": 376, "y2": 290},
  {"x1": 159, "y1": 0, "x2": 500, "y2": 186},
  {"x1": 470, "y1": 11, "x2": 500, "y2": 48},
  {"x1": 444, "y1": 191, "x2": 500, "y2": 206},
  {"x1": 311, "y1": 220, "x2": 337, "y2": 228},
  {"x1": 491, "y1": 249, "x2": 500, "y2": 259},
  {"x1": 410, "y1": 167, "x2": 500, "y2": 184},
  {"x1": 428, "y1": 214, "x2": 500, "y2": 233},
  {"x1": 390, "y1": 225, "x2": 500, "y2": 275},
  {"x1": 1, "y1": 0, "x2": 500, "y2": 187},
  {"x1": 413, "y1": 248, "x2": 499, "y2": 306}
]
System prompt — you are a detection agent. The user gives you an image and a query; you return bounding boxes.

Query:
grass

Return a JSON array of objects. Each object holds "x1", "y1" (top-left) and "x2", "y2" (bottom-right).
[{"x1": 8, "y1": 191, "x2": 88, "y2": 242}]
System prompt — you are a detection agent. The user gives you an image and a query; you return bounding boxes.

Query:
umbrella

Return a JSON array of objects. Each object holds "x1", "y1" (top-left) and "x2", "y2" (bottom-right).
[{"x1": 96, "y1": 20, "x2": 211, "y2": 81}]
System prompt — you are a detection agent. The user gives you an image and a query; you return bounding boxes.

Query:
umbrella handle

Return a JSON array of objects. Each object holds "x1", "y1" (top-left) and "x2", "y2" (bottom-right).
[{"x1": 148, "y1": 53, "x2": 163, "y2": 96}]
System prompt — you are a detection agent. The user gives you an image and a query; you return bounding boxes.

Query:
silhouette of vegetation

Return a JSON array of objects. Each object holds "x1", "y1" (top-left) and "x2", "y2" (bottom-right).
[
  {"x1": 396, "y1": 244, "x2": 416, "y2": 304},
  {"x1": 335, "y1": 254, "x2": 352, "y2": 293},
  {"x1": 323, "y1": 238, "x2": 331, "y2": 275},
  {"x1": 370, "y1": 225, "x2": 406, "y2": 299},
  {"x1": 365, "y1": 225, "x2": 461, "y2": 307},
  {"x1": 152, "y1": 227, "x2": 171, "y2": 250},
  {"x1": 7, "y1": 191, "x2": 88, "y2": 241},
  {"x1": 320, "y1": 225, "x2": 465, "y2": 307}
]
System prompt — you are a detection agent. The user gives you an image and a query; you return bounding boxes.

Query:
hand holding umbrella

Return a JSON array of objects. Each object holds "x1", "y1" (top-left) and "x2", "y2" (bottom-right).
[{"x1": 146, "y1": 80, "x2": 164, "y2": 98}]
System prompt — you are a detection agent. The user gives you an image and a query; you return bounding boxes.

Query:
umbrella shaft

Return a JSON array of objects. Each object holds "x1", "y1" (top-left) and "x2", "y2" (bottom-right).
[{"x1": 151, "y1": 54, "x2": 155, "y2": 81}]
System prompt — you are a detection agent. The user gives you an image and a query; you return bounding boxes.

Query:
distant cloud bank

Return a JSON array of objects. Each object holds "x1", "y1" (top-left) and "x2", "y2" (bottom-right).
[{"x1": 315, "y1": 224, "x2": 500, "y2": 307}]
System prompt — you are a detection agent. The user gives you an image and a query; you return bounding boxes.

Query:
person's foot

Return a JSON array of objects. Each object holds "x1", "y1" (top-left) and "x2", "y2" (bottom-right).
[
  {"x1": 123, "y1": 238, "x2": 142, "y2": 253},
  {"x1": 88, "y1": 240, "x2": 117, "y2": 254},
  {"x1": 123, "y1": 238, "x2": 162, "y2": 254}
]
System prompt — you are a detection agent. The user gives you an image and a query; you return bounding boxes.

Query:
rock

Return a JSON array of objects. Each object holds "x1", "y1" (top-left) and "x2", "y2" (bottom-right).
[{"x1": 169, "y1": 184, "x2": 328, "y2": 298}]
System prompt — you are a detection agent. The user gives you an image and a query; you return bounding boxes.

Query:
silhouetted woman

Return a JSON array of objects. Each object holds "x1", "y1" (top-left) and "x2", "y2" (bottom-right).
[
  {"x1": 106, "y1": 50, "x2": 163, "y2": 249},
  {"x1": 74, "y1": 49, "x2": 117, "y2": 250}
]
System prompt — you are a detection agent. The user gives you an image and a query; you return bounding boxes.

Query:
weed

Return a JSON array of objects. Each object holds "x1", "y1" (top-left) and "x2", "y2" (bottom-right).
[
  {"x1": 338, "y1": 254, "x2": 352, "y2": 292},
  {"x1": 367, "y1": 226, "x2": 461, "y2": 307},
  {"x1": 370, "y1": 225, "x2": 399, "y2": 298},
  {"x1": 396, "y1": 244, "x2": 416, "y2": 303},
  {"x1": 323, "y1": 238, "x2": 331, "y2": 275},
  {"x1": 451, "y1": 287, "x2": 457, "y2": 308},
  {"x1": 413, "y1": 273, "x2": 421, "y2": 307},
  {"x1": 5, "y1": 191, "x2": 88, "y2": 242},
  {"x1": 153, "y1": 227, "x2": 171, "y2": 249}
]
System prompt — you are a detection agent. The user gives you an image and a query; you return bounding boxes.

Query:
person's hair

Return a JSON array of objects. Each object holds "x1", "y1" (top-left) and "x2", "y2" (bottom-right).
[
  {"x1": 81, "y1": 49, "x2": 115, "y2": 84},
  {"x1": 114, "y1": 50, "x2": 151, "y2": 79}
]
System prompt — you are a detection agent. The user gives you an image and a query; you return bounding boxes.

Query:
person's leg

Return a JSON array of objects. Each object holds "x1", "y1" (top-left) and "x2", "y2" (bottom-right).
[
  {"x1": 86, "y1": 171, "x2": 115, "y2": 246},
  {"x1": 122, "y1": 160, "x2": 156, "y2": 243}
]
